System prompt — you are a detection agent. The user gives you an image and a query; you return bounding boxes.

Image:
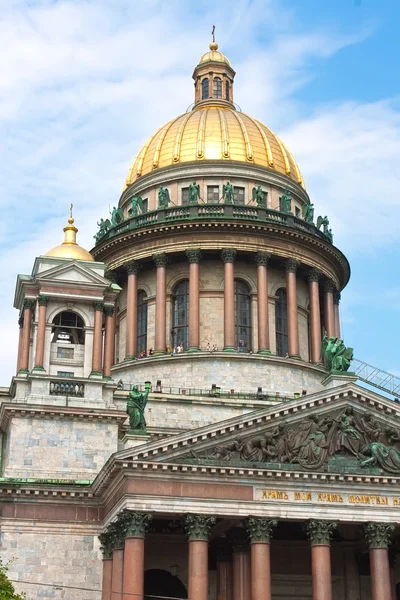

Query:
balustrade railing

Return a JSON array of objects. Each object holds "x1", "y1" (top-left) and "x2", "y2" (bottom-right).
[{"x1": 49, "y1": 380, "x2": 85, "y2": 397}]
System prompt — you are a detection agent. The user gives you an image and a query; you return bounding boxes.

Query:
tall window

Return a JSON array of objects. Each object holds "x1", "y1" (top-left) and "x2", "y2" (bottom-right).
[
  {"x1": 226, "y1": 81, "x2": 230, "y2": 100},
  {"x1": 202, "y1": 78, "x2": 209, "y2": 99},
  {"x1": 51, "y1": 312, "x2": 85, "y2": 344},
  {"x1": 235, "y1": 280, "x2": 252, "y2": 351},
  {"x1": 172, "y1": 280, "x2": 189, "y2": 349},
  {"x1": 137, "y1": 290, "x2": 148, "y2": 356},
  {"x1": 181, "y1": 188, "x2": 189, "y2": 205},
  {"x1": 207, "y1": 185, "x2": 220, "y2": 203},
  {"x1": 214, "y1": 77, "x2": 222, "y2": 98},
  {"x1": 275, "y1": 288, "x2": 288, "y2": 357},
  {"x1": 233, "y1": 186, "x2": 245, "y2": 204}
]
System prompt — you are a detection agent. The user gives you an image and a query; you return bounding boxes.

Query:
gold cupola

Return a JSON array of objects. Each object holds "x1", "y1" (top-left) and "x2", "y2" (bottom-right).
[{"x1": 45, "y1": 206, "x2": 94, "y2": 261}]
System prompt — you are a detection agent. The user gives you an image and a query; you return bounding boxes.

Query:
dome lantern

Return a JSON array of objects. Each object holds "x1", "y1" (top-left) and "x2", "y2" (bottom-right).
[{"x1": 45, "y1": 205, "x2": 94, "y2": 261}]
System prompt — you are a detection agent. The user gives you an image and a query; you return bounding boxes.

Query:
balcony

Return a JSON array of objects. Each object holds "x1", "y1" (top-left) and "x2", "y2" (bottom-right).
[{"x1": 93, "y1": 204, "x2": 331, "y2": 246}]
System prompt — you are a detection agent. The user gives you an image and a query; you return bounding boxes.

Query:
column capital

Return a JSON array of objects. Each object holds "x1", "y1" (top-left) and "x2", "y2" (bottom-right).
[
  {"x1": 186, "y1": 248, "x2": 202, "y2": 264},
  {"x1": 153, "y1": 252, "x2": 168, "y2": 268},
  {"x1": 99, "y1": 529, "x2": 115, "y2": 559},
  {"x1": 123, "y1": 511, "x2": 152, "y2": 539},
  {"x1": 255, "y1": 251, "x2": 271, "y2": 267},
  {"x1": 323, "y1": 279, "x2": 336, "y2": 294},
  {"x1": 285, "y1": 258, "x2": 299, "y2": 273},
  {"x1": 125, "y1": 261, "x2": 140, "y2": 275},
  {"x1": 37, "y1": 295, "x2": 49, "y2": 306},
  {"x1": 93, "y1": 301, "x2": 105, "y2": 311},
  {"x1": 103, "y1": 305, "x2": 115, "y2": 317},
  {"x1": 304, "y1": 520, "x2": 337, "y2": 546},
  {"x1": 227, "y1": 527, "x2": 250, "y2": 553},
  {"x1": 105, "y1": 269, "x2": 118, "y2": 283},
  {"x1": 18, "y1": 316, "x2": 24, "y2": 328},
  {"x1": 184, "y1": 514, "x2": 216, "y2": 541},
  {"x1": 221, "y1": 249, "x2": 237, "y2": 263},
  {"x1": 23, "y1": 298, "x2": 35, "y2": 310},
  {"x1": 247, "y1": 517, "x2": 277, "y2": 544},
  {"x1": 333, "y1": 291, "x2": 341, "y2": 305},
  {"x1": 364, "y1": 522, "x2": 395, "y2": 549},
  {"x1": 308, "y1": 268, "x2": 321, "y2": 283}
]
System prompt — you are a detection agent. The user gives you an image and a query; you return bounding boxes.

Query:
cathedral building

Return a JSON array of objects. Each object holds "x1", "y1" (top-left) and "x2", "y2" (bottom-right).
[{"x1": 1, "y1": 39, "x2": 399, "y2": 600}]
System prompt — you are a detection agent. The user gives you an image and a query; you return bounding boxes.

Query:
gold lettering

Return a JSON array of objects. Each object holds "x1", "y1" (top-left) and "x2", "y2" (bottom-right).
[
  {"x1": 393, "y1": 497, "x2": 400, "y2": 506},
  {"x1": 295, "y1": 492, "x2": 312, "y2": 501},
  {"x1": 261, "y1": 489, "x2": 288, "y2": 501},
  {"x1": 317, "y1": 492, "x2": 344, "y2": 503}
]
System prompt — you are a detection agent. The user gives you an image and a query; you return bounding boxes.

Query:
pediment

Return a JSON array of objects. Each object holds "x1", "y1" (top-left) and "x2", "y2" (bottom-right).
[
  {"x1": 118, "y1": 383, "x2": 400, "y2": 477},
  {"x1": 37, "y1": 261, "x2": 109, "y2": 287}
]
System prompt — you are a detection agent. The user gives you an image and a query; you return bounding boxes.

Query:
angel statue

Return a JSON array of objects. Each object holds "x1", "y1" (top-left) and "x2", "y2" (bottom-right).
[
  {"x1": 316, "y1": 215, "x2": 333, "y2": 242},
  {"x1": 252, "y1": 185, "x2": 266, "y2": 207},
  {"x1": 322, "y1": 333, "x2": 354, "y2": 373},
  {"x1": 223, "y1": 181, "x2": 234, "y2": 204},
  {"x1": 126, "y1": 383, "x2": 151, "y2": 431},
  {"x1": 110, "y1": 206, "x2": 124, "y2": 227},
  {"x1": 189, "y1": 181, "x2": 201, "y2": 204},
  {"x1": 94, "y1": 218, "x2": 111, "y2": 243},
  {"x1": 158, "y1": 186, "x2": 171, "y2": 208},
  {"x1": 129, "y1": 195, "x2": 146, "y2": 216},
  {"x1": 302, "y1": 201, "x2": 314, "y2": 224},
  {"x1": 279, "y1": 188, "x2": 292, "y2": 214}
]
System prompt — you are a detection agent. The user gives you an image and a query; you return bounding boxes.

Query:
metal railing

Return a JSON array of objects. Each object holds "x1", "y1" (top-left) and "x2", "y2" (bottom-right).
[{"x1": 352, "y1": 359, "x2": 400, "y2": 397}]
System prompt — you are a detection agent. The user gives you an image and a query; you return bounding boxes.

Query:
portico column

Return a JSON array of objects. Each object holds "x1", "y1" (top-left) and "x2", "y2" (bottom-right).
[
  {"x1": 255, "y1": 252, "x2": 271, "y2": 354},
  {"x1": 305, "y1": 520, "x2": 337, "y2": 600},
  {"x1": 333, "y1": 292, "x2": 341, "y2": 338},
  {"x1": 389, "y1": 549, "x2": 397, "y2": 600},
  {"x1": 153, "y1": 253, "x2": 168, "y2": 354},
  {"x1": 19, "y1": 299, "x2": 35, "y2": 373},
  {"x1": 222, "y1": 249, "x2": 237, "y2": 351},
  {"x1": 101, "y1": 558, "x2": 113, "y2": 600},
  {"x1": 125, "y1": 261, "x2": 139, "y2": 360},
  {"x1": 285, "y1": 259, "x2": 300, "y2": 358},
  {"x1": 33, "y1": 295, "x2": 49, "y2": 371},
  {"x1": 122, "y1": 512, "x2": 152, "y2": 600},
  {"x1": 184, "y1": 514, "x2": 216, "y2": 600},
  {"x1": 215, "y1": 538, "x2": 233, "y2": 600},
  {"x1": 186, "y1": 249, "x2": 202, "y2": 352},
  {"x1": 247, "y1": 517, "x2": 277, "y2": 600},
  {"x1": 308, "y1": 269, "x2": 322, "y2": 363},
  {"x1": 91, "y1": 301, "x2": 104, "y2": 376},
  {"x1": 103, "y1": 305, "x2": 115, "y2": 379},
  {"x1": 323, "y1": 281, "x2": 335, "y2": 338},
  {"x1": 229, "y1": 527, "x2": 251, "y2": 600},
  {"x1": 364, "y1": 522, "x2": 395, "y2": 600},
  {"x1": 16, "y1": 315, "x2": 24, "y2": 374},
  {"x1": 111, "y1": 548, "x2": 124, "y2": 600}
]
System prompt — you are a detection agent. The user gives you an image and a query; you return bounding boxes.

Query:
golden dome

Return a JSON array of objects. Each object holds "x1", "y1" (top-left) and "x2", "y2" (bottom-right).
[
  {"x1": 45, "y1": 209, "x2": 94, "y2": 261},
  {"x1": 198, "y1": 42, "x2": 231, "y2": 67},
  {"x1": 125, "y1": 105, "x2": 305, "y2": 189}
]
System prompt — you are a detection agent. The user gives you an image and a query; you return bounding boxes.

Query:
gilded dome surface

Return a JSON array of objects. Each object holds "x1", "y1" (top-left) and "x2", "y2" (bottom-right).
[
  {"x1": 45, "y1": 214, "x2": 94, "y2": 261},
  {"x1": 125, "y1": 105, "x2": 305, "y2": 189}
]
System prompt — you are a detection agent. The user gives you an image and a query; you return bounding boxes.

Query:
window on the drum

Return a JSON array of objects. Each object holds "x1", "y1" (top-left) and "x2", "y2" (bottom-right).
[
  {"x1": 172, "y1": 280, "x2": 189, "y2": 349},
  {"x1": 235, "y1": 280, "x2": 252, "y2": 351},
  {"x1": 137, "y1": 290, "x2": 148, "y2": 356},
  {"x1": 275, "y1": 288, "x2": 288, "y2": 357}
]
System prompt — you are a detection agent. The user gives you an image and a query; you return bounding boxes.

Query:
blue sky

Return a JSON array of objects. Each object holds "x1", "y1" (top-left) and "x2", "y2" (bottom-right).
[{"x1": 0, "y1": 0, "x2": 399, "y2": 382}]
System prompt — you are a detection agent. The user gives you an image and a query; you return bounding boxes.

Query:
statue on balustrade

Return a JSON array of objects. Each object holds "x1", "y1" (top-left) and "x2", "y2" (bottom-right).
[
  {"x1": 127, "y1": 383, "x2": 151, "y2": 431},
  {"x1": 252, "y1": 185, "x2": 266, "y2": 207},
  {"x1": 94, "y1": 218, "x2": 111, "y2": 243},
  {"x1": 223, "y1": 181, "x2": 234, "y2": 204},
  {"x1": 302, "y1": 201, "x2": 314, "y2": 224},
  {"x1": 158, "y1": 186, "x2": 171, "y2": 208},
  {"x1": 189, "y1": 181, "x2": 201, "y2": 204},
  {"x1": 110, "y1": 206, "x2": 124, "y2": 227},
  {"x1": 130, "y1": 195, "x2": 147, "y2": 216},
  {"x1": 279, "y1": 188, "x2": 292, "y2": 213},
  {"x1": 322, "y1": 333, "x2": 354, "y2": 373},
  {"x1": 317, "y1": 215, "x2": 333, "y2": 243}
]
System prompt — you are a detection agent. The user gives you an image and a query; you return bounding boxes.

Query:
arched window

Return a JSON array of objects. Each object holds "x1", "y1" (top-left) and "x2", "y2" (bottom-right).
[
  {"x1": 172, "y1": 280, "x2": 189, "y2": 349},
  {"x1": 137, "y1": 290, "x2": 148, "y2": 356},
  {"x1": 214, "y1": 77, "x2": 222, "y2": 98},
  {"x1": 51, "y1": 311, "x2": 85, "y2": 344},
  {"x1": 275, "y1": 288, "x2": 288, "y2": 357},
  {"x1": 225, "y1": 81, "x2": 230, "y2": 100},
  {"x1": 235, "y1": 280, "x2": 252, "y2": 351},
  {"x1": 202, "y1": 78, "x2": 209, "y2": 100}
]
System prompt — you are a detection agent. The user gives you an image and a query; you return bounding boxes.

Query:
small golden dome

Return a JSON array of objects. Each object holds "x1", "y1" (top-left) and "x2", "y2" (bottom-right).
[
  {"x1": 198, "y1": 43, "x2": 231, "y2": 67},
  {"x1": 45, "y1": 208, "x2": 94, "y2": 261},
  {"x1": 125, "y1": 105, "x2": 305, "y2": 189}
]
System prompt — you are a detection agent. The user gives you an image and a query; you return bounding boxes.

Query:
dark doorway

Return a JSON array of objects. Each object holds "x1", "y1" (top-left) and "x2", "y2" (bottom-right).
[{"x1": 144, "y1": 569, "x2": 187, "y2": 600}]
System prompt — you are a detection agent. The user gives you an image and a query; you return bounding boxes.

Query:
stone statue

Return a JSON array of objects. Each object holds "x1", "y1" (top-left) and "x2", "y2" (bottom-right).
[
  {"x1": 360, "y1": 442, "x2": 400, "y2": 473},
  {"x1": 210, "y1": 438, "x2": 244, "y2": 460},
  {"x1": 130, "y1": 195, "x2": 146, "y2": 216},
  {"x1": 322, "y1": 333, "x2": 353, "y2": 373},
  {"x1": 110, "y1": 206, "x2": 124, "y2": 227},
  {"x1": 158, "y1": 186, "x2": 171, "y2": 208},
  {"x1": 317, "y1": 216, "x2": 333, "y2": 242},
  {"x1": 127, "y1": 383, "x2": 151, "y2": 431},
  {"x1": 329, "y1": 408, "x2": 362, "y2": 457},
  {"x1": 279, "y1": 188, "x2": 292, "y2": 214},
  {"x1": 189, "y1": 181, "x2": 201, "y2": 204},
  {"x1": 94, "y1": 218, "x2": 111, "y2": 242},
  {"x1": 223, "y1": 181, "x2": 233, "y2": 204},
  {"x1": 301, "y1": 201, "x2": 314, "y2": 224},
  {"x1": 251, "y1": 185, "x2": 266, "y2": 207}
]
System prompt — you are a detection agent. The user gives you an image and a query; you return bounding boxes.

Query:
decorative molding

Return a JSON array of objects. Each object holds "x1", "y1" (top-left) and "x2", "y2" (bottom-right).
[
  {"x1": 247, "y1": 517, "x2": 277, "y2": 543},
  {"x1": 255, "y1": 252, "x2": 270, "y2": 267},
  {"x1": 185, "y1": 249, "x2": 202, "y2": 264},
  {"x1": 364, "y1": 522, "x2": 395, "y2": 549},
  {"x1": 304, "y1": 520, "x2": 337, "y2": 545},
  {"x1": 308, "y1": 269, "x2": 321, "y2": 283},
  {"x1": 93, "y1": 301, "x2": 105, "y2": 311},
  {"x1": 153, "y1": 253, "x2": 168, "y2": 268},
  {"x1": 184, "y1": 514, "x2": 216, "y2": 541},
  {"x1": 285, "y1": 259, "x2": 299, "y2": 273},
  {"x1": 221, "y1": 249, "x2": 237, "y2": 263},
  {"x1": 125, "y1": 261, "x2": 140, "y2": 275}
]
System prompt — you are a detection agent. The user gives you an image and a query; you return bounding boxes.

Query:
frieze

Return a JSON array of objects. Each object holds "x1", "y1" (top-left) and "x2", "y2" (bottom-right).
[{"x1": 254, "y1": 488, "x2": 400, "y2": 507}]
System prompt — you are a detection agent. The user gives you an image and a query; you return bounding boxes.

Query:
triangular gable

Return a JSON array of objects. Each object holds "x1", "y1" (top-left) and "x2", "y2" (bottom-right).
[{"x1": 37, "y1": 261, "x2": 110, "y2": 287}]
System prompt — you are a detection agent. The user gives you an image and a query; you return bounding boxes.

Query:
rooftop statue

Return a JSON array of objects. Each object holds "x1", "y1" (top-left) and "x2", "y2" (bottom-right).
[
  {"x1": 301, "y1": 201, "x2": 314, "y2": 224},
  {"x1": 110, "y1": 206, "x2": 125, "y2": 227},
  {"x1": 127, "y1": 383, "x2": 151, "y2": 432},
  {"x1": 322, "y1": 333, "x2": 354, "y2": 373},
  {"x1": 189, "y1": 181, "x2": 201, "y2": 204},
  {"x1": 279, "y1": 188, "x2": 292, "y2": 214},
  {"x1": 94, "y1": 218, "x2": 111, "y2": 243},
  {"x1": 158, "y1": 186, "x2": 171, "y2": 208},
  {"x1": 223, "y1": 181, "x2": 233, "y2": 204},
  {"x1": 130, "y1": 195, "x2": 147, "y2": 216},
  {"x1": 252, "y1": 185, "x2": 266, "y2": 208},
  {"x1": 317, "y1": 215, "x2": 333, "y2": 243}
]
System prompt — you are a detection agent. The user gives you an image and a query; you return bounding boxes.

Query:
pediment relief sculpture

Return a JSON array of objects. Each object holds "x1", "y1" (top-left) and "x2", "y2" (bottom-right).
[{"x1": 181, "y1": 408, "x2": 400, "y2": 475}]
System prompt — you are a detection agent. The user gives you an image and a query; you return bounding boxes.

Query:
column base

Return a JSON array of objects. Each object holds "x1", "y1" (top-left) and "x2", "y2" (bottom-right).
[
  {"x1": 103, "y1": 375, "x2": 113, "y2": 381},
  {"x1": 17, "y1": 369, "x2": 29, "y2": 375},
  {"x1": 223, "y1": 346, "x2": 237, "y2": 352},
  {"x1": 257, "y1": 349, "x2": 272, "y2": 355},
  {"x1": 289, "y1": 354, "x2": 301, "y2": 360},
  {"x1": 187, "y1": 346, "x2": 201, "y2": 353},
  {"x1": 153, "y1": 350, "x2": 167, "y2": 356},
  {"x1": 89, "y1": 370, "x2": 103, "y2": 378},
  {"x1": 32, "y1": 366, "x2": 45, "y2": 372}
]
